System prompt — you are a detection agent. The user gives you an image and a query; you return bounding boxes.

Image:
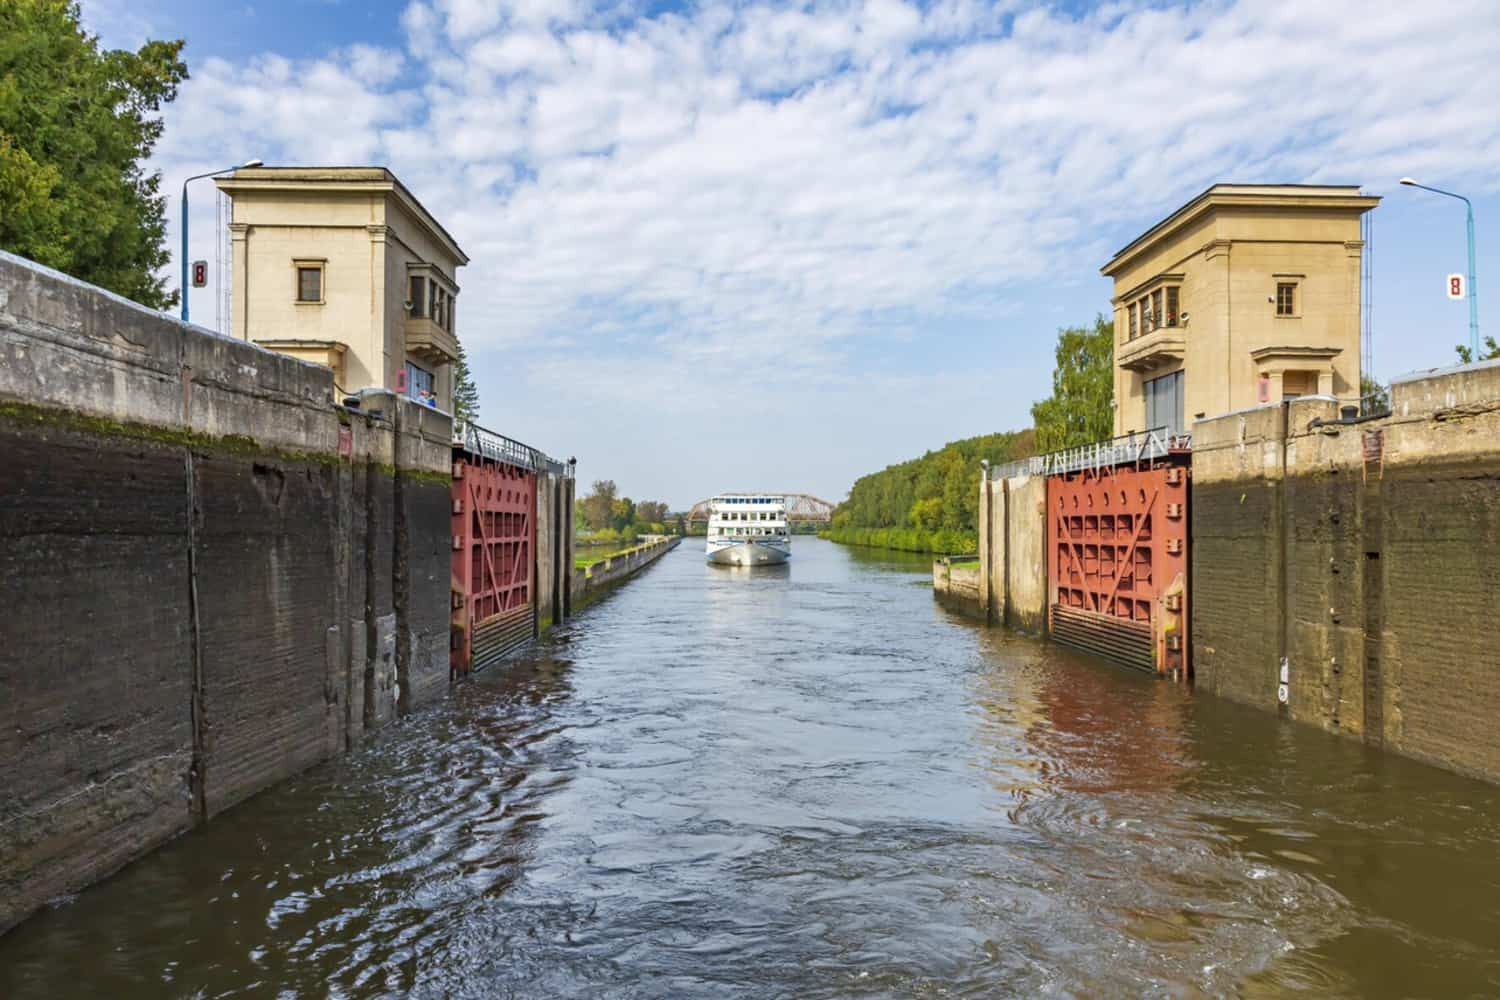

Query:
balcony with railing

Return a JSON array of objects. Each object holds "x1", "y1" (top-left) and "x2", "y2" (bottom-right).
[
  {"x1": 405, "y1": 315, "x2": 459, "y2": 365},
  {"x1": 1118, "y1": 321, "x2": 1186, "y2": 372}
]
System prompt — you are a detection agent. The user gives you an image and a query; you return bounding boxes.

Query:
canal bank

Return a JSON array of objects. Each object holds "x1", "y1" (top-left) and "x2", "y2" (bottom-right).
[
  {"x1": 2, "y1": 538, "x2": 1497, "y2": 997},
  {"x1": 572, "y1": 535, "x2": 681, "y2": 609}
]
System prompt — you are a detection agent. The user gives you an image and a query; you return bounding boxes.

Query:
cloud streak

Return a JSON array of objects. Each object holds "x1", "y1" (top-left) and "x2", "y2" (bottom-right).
[{"x1": 154, "y1": 0, "x2": 1500, "y2": 502}]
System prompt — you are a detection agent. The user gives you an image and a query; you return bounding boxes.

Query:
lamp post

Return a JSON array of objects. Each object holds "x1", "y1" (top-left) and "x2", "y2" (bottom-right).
[
  {"x1": 180, "y1": 158, "x2": 263, "y2": 323},
  {"x1": 1400, "y1": 177, "x2": 1479, "y2": 357}
]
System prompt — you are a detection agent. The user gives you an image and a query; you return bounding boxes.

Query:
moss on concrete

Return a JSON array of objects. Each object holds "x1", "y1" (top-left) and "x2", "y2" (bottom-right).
[{"x1": 0, "y1": 399, "x2": 448, "y2": 483}]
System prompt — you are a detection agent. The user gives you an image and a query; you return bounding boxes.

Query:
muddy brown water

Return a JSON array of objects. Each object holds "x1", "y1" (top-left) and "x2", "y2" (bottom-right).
[{"x1": 3, "y1": 538, "x2": 1498, "y2": 998}]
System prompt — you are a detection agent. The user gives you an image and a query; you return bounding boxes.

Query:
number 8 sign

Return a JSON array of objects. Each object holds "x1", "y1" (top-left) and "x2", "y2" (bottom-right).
[{"x1": 1448, "y1": 273, "x2": 1466, "y2": 300}]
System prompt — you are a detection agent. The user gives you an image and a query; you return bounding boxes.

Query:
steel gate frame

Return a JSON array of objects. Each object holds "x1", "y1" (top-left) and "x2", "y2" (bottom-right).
[
  {"x1": 450, "y1": 456, "x2": 535, "y2": 678},
  {"x1": 1046, "y1": 454, "x2": 1190, "y2": 679}
]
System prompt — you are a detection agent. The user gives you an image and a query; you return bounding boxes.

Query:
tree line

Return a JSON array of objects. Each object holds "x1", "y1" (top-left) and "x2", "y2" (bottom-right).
[
  {"x1": 575, "y1": 480, "x2": 681, "y2": 544},
  {"x1": 824, "y1": 429, "x2": 1037, "y2": 554},
  {"x1": 825, "y1": 315, "x2": 1114, "y2": 554}
]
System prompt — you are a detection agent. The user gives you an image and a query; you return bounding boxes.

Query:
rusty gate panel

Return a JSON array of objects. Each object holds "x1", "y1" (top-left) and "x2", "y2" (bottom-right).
[
  {"x1": 451, "y1": 456, "x2": 535, "y2": 678},
  {"x1": 1046, "y1": 456, "x2": 1190, "y2": 678}
]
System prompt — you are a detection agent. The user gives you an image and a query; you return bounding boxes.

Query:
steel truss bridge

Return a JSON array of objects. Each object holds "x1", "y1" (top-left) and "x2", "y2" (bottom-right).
[{"x1": 686, "y1": 493, "x2": 838, "y2": 524}]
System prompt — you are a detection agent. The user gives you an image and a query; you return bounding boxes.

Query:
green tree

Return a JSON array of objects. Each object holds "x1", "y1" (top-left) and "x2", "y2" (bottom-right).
[
  {"x1": 452, "y1": 340, "x2": 480, "y2": 424},
  {"x1": 1030, "y1": 315, "x2": 1115, "y2": 453},
  {"x1": 674, "y1": 513, "x2": 687, "y2": 536},
  {"x1": 827, "y1": 428, "x2": 1034, "y2": 552},
  {"x1": 610, "y1": 497, "x2": 636, "y2": 531},
  {"x1": 582, "y1": 480, "x2": 616, "y2": 532},
  {"x1": 1455, "y1": 337, "x2": 1500, "y2": 364},
  {"x1": 909, "y1": 496, "x2": 943, "y2": 532},
  {"x1": 0, "y1": 1, "x2": 187, "y2": 308},
  {"x1": 1359, "y1": 374, "x2": 1389, "y2": 413}
]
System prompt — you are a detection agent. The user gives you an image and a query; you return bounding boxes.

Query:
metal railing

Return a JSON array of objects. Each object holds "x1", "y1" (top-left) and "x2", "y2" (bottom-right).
[
  {"x1": 454, "y1": 418, "x2": 572, "y2": 477},
  {"x1": 988, "y1": 426, "x2": 1191, "y2": 481}
]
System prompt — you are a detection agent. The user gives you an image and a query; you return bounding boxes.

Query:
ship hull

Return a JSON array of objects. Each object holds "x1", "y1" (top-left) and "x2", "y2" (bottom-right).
[{"x1": 706, "y1": 540, "x2": 789, "y2": 566}]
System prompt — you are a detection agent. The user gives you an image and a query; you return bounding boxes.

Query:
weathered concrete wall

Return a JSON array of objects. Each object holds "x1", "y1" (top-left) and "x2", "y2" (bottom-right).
[
  {"x1": 1193, "y1": 361, "x2": 1500, "y2": 782},
  {"x1": 532, "y1": 468, "x2": 576, "y2": 633},
  {"x1": 394, "y1": 404, "x2": 453, "y2": 715},
  {"x1": 932, "y1": 556, "x2": 982, "y2": 606},
  {"x1": 536, "y1": 470, "x2": 557, "y2": 630},
  {"x1": 976, "y1": 479, "x2": 1005, "y2": 618},
  {"x1": 572, "y1": 537, "x2": 679, "y2": 607},
  {"x1": 1004, "y1": 474, "x2": 1048, "y2": 633},
  {"x1": 0, "y1": 251, "x2": 452, "y2": 933},
  {"x1": 0, "y1": 414, "x2": 196, "y2": 936},
  {"x1": 964, "y1": 473, "x2": 1047, "y2": 632}
]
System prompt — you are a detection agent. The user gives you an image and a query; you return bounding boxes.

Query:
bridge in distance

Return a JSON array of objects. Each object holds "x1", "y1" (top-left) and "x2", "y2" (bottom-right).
[{"x1": 685, "y1": 493, "x2": 838, "y2": 524}]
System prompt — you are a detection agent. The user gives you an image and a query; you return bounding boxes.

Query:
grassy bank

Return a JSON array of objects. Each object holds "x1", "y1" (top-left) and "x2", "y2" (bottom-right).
[
  {"x1": 574, "y1": 537, "x2": 675, "y2": 570},
  {"x1": 574, "y1": 545, "x2": 637, "y2": 570},
  {"x1": 820, "y1": 526, "x2": 976, "y2": 555}
]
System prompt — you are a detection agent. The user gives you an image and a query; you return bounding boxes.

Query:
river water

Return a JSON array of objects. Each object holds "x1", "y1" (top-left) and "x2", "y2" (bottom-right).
[{"x1": 3, "y1": 538, "x2": 1499, "y2": 998}]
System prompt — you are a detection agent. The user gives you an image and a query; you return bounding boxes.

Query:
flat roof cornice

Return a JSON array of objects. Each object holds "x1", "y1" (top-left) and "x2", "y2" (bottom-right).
[
  {"x1": 216, "y1": 166, "x2": 469, "y2": 266},
  {"x1": 1101, "y1": 184, "x2": 1379, "y2": 277}
]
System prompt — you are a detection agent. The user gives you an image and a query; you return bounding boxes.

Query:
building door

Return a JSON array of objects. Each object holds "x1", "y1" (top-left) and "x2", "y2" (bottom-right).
[{"x1": 1145, "y1": 370, "x2": 1185, "y2": 436}]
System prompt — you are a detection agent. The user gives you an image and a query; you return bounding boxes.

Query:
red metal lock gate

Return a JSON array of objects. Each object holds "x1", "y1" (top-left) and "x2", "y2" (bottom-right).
[{"x1": 1046, "y1": 457, "x2": 1190, "y2": 679}]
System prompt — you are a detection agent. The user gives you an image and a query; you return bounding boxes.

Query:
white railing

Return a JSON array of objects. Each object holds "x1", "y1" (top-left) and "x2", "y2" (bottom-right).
[
  {"x1": 989, "y1": 426, "x2": 1191, "y2": 480},
  {"x1": 454, "y1": 418, "x2": 572, "y2": 477}
]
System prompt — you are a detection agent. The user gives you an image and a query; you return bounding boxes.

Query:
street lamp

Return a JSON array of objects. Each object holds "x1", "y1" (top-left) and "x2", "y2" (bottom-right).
[
  {"x1": 180, "y1": 158, "x2": 263, "y2": 323},
  {"x1": 1400, "y1": 176, "x2": 1479, "y2": 357}
]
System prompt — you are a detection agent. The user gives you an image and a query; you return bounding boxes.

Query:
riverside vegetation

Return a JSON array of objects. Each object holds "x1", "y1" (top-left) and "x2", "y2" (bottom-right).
[
  {"x1": 574, "y1": 479, "x2": 679, "y2": 547},
  {"x1": 824, "y1": 316, "x2": 1113, "y2": 555}
]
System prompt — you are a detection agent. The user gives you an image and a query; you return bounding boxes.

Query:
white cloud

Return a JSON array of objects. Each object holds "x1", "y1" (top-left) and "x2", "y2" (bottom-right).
[{"x1": 152, "y1": 0, "x2": 1500, "y2": 501}]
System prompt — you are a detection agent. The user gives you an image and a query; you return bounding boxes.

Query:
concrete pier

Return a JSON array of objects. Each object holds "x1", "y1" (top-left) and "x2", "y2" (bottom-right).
[{"x1": 572, "y1": 536, "x2": 681, "y2": 608}]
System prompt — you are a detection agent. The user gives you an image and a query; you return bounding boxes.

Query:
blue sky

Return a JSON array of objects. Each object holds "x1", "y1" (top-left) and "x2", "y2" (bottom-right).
[{"x1": 86, "y1": 0, "x2": 1500, "y2": 507}]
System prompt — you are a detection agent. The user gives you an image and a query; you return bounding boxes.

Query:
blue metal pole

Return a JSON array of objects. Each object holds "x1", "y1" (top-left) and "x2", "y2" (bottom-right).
[
  {"x1": 180, "y1": 181, "x2": 189, "y2": 322},
  {"x1": 1466, "y1": 199, "x2": 1479, "y2": 357},
  {"x1": 1403, "y1": 180, "x2": 1479, "y2": 357},
  {"x1": 179, "y1": 161, "x2": 262, "y2": 324}
]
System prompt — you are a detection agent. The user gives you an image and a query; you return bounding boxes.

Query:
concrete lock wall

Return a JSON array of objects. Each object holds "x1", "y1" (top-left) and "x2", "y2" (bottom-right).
[
  {"x1": 1193, "y1": 361, "x2": 1500, "y2": 783},
  {"x1": 572, "y1": 537, "x2": 680, "y2": 607},
  {"x1": 932, "y1": 557, "x2": 981, "y2": 606},
  {"x1": 0, "y1": 250, "x2": 452, "y2": 934},
  {"x1": 973, "y1": 474, "x2": 1048, "y2": 633},
  {"x1": 534, "y1": 468, "x2": 574, "y2": 633}
]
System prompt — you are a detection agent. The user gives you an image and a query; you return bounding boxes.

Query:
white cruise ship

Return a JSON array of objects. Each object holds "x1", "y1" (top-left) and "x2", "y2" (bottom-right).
[{"x1": 705, "y1": 494, "x2": 791, "y2": 566}]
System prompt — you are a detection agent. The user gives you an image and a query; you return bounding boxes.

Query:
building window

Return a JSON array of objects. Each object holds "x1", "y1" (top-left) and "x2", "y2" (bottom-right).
[
  {"x1": 1139, "y1": 295, "x2": 1153, "y2": 332},
  {"x1": 1128, "y1": 302, "x2": 1138, "y2": 340},
  {"x1": 1165, "y1": 286, "x2": 1179, "y2": 327},
  {"x1": 1151, "y1": 289, "x2": 1164, "y2": 331},
  {"x1": 1276, "y1": 282, "x2": 1297, "y2": 316},
  {"x1": 404, "y1": 361, "x2": 433, "y2": 403},
  {"x1": 409, "y1": 276, "x2": 426, "y2": 317},
  {"x1": 295, "y1": 263, "x2": 323, "y2": 303}
]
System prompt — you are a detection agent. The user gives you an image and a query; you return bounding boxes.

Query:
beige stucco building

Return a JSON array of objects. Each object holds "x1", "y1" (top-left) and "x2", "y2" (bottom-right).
[
  {"x1": 215, "y1": 167, "x2": 468, "y2": 411},
  {"x1": 1102, "y1": 184, "x2": 1379, "y2": 437}
]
